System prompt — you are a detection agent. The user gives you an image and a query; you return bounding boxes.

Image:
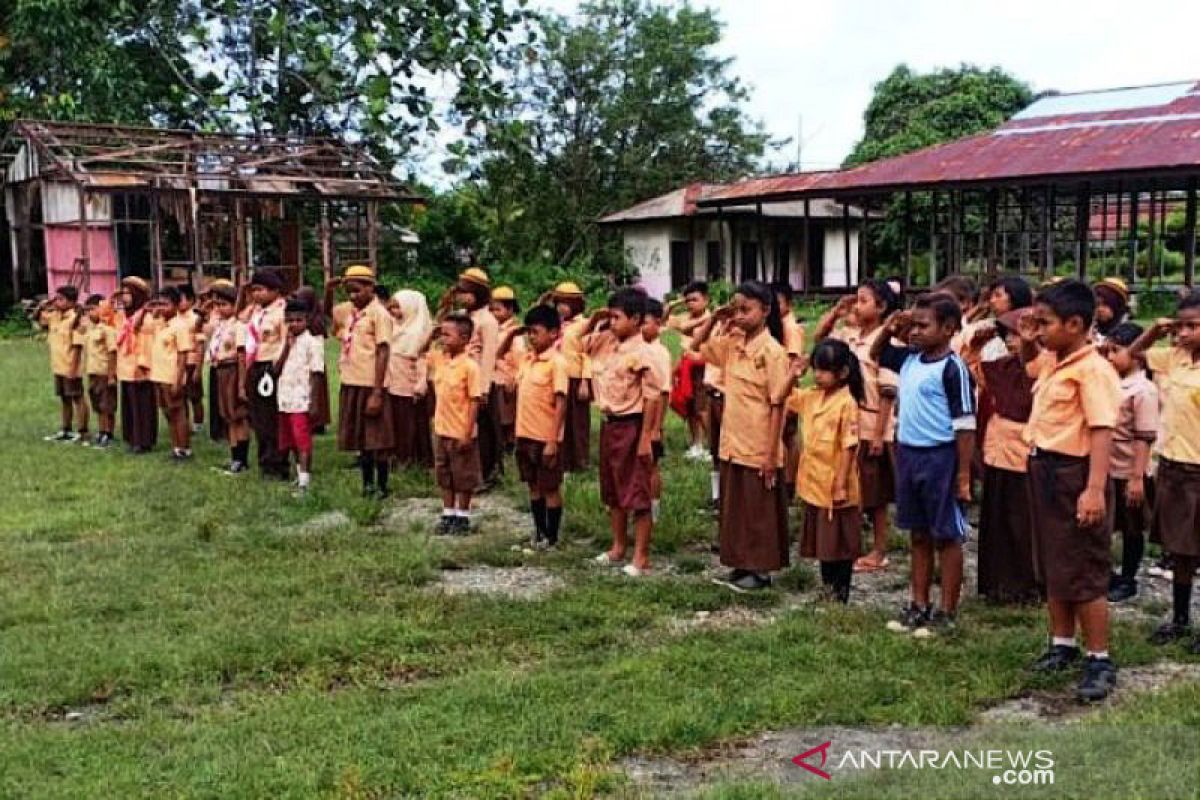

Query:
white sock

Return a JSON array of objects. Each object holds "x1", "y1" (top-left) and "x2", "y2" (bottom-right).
[
  {"x1": 651, "y1": 499, "x2": 660, "y2": 522},
  {"x1": 297, "y1": 471, "x2": 310, "y2": 488},
  {"x1": 710, "y1": 471, "x2": 720, "y2": 500},
  {"x1": 1052, "y1": 636, "x2": 1077, "y2": 649},
  {"x1": 1086, "y1": 650, "x2": 1110, "y2": 660},
  {"x1": 442, "y1": 509, "x2": 455, "y2": 519},
  {"x1": 460, "y1": 509, "x2": 472, "y2": 521}
]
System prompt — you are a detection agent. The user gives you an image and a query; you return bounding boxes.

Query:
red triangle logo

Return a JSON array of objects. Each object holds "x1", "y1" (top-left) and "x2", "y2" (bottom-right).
[{"x1": 791, "y1": 741, "x2": 833, "y2": 780}]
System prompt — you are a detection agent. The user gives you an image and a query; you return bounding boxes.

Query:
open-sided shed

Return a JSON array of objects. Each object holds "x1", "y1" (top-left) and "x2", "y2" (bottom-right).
[{"x1": 1, "y1": 120, "x2": 422, "y2": 299}]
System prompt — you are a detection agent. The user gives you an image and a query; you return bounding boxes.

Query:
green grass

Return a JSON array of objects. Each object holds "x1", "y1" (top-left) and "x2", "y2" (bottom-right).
[{"x1": 0, "y1": 334, "x2": 1193, "y2": 798}]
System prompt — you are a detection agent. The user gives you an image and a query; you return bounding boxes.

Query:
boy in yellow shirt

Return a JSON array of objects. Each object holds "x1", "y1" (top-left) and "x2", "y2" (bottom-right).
[
  {"x1": 82, "y1": 294, "x2": 119, "y2": 448},
  {"x1": 36, "y1": 285, "x2": 86, "y2": 442},
  {"x1": 149, "y1": 286, "x2": 195, "y2": 460},
  {"x1": 431, "y1": 312, "x2": 484, "y2": 534}
]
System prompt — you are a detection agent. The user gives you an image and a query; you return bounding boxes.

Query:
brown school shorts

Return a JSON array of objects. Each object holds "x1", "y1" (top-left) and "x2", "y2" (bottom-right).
[
  {"x1": 1154, "y1": 458, "x2": 1200, "y2": 557},
  {"x1": 156, "y1": 383, "x2": 185, "y2": 411},
  {"x1": 857, "y1": 441, "x2": 896, "y2": 510},
  {"x1": 598, "y1": 416, "x2": 652, "y2": 513},
  {"x1": 1027, "y1": 452, "x2": 1113, "y2": 603},
  {"x1": 434, "y1": 434, "x2": 482, "y2": 494},
  {"x1": 515, "y1": 437, "x2": 564, "y2": 494},
  {"x1": 54, "y1": 375, "x2": 83, "y2": 399},
  {"x1": 87, "y1": 374, "x2": 118, "y2": 415}
]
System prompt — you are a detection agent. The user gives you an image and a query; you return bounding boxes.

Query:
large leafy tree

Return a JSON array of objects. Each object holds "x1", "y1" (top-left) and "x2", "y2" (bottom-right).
[{"x1": 453, "y1": 0, "x2": 775, "y2": 272}]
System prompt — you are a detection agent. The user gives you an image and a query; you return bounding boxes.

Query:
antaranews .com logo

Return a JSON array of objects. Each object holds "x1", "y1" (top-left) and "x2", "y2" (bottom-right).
[{"x1": 793, "y1": 741, "x2": 1055, "y2": 787}]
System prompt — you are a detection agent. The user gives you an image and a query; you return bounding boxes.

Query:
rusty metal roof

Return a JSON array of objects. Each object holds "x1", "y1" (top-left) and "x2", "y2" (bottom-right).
[
  {"x1": 698, "y1": 80, "x2": 1200, "y2": 206},
  {"x1": 1, "y1": 119, "x2": 420, "y2": 202},
  {"x1": 598, "y1": 182, "x2": 724, "y2": 222}
]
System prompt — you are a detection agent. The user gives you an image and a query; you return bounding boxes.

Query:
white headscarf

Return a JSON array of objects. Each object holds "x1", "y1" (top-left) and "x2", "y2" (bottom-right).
[{"x1": 391, "y1": 289, "x2": 433, "y2": 358}]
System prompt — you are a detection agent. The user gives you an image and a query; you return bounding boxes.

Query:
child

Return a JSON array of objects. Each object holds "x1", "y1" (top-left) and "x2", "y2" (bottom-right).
[
  {"x1": 37, "y1": 285, "x2": 85, "y2": 442},
  {"x1": 455, "y1": 268, "x2": 502, "y2": 486},
  {"x1": 115, "y1": 276, "x2": 160, "y2": 453},
  {"x1": 275, "y1": 300, "x2": 324, "y2": 493},
  {"x1": 792, "y1": 339, "x2": 864, "y2": 603},
  {"x1": 489, "y1": 286, "x2": 522, "y2": 451},
  {"x1": 206, "y1": 283, "x2": 251, "y2": 473},
  {"x1": 872, "y1": 292, "x2": 975, "y2": 634},
  {"x1": 693, "y1": 281, "x2": 791, "y2": 592},
  {"x1": 386, "y1": 289, "x2": 434, "y2": 468},
  {"x1": 431, "y1": 312, "x2": 484, "y2": 534},
  {"x1": 587, "y1": 287, "x2": 663, "y2": 577},
  {"x1": 245, "y1": 270, "x2": 290, "y2": 479},
  {"x1": 1129, "y1": 291, "x2": 1200, "y2": 649},
  {"x1": 82, "y1": 295, "x2": 118, "y2": 448},
  {"x1": 331, "y1": 265, "x2": 395, "y2": 497},
  {"x1": 200, "y1": 281, "x2": 230, "y2": 444},
  {"x1": 666, "y1": 280, "x2": 712, "y2": 459},
  {"x1": 508, "y1": 304, "x2": 569, "y2": 547},
  {"x1": 294, "y1": 285, "x2": 331, "y2": 434},
  {"x1": 552, "y1": 281, "x2": 592, "y2": 471},
  {"x1": 1093, "y1": 278, "x2": 1130, "y2": 344},
  {"x1": 1104, "y1": 323, "x2": 1159, "y2": 602},
  {"x1": 178, "y1": 283, "x2": 205, "y2": 433},
  {"x1": 1022, "y1": 279, "x2": 1121, "y2": 702},
  {"x1": 774, "y1": 282, "x2": 806, "y2": 499},
  {"x1": 966, "y1": 308, "x2": 1039, "y2": 605},
  {"x1": 642, "y1": 298, "x2": 672, "y2": 522},
  {"x1": 813, "y1": 279, "x2": 902, "y2": 572},
  {"x1": 149, "y1": 286, "x2": 194, "y2": 460}
]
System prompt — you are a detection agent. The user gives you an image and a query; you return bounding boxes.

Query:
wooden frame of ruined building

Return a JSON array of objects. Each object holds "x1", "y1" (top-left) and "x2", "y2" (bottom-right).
[{"x1": 1, "y1": 119, "x2": 422, "y2": 299}]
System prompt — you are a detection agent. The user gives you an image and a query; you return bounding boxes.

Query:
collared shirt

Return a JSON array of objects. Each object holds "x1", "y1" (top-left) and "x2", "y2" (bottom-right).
[
  {"x1": 248, "y1": 298, "x2": 287, "y2": 363},
  {"x1": 84, "y1": 322, "x2": 117, "y2": 377},
  {"x1": 115, "y1": 310, "x2": 161, "y2": 382},
  {"x1": 431, "y1": 349, "x2": 484, "y2": 440},
  {"x1": 277, "y1": 331, "x2": 323, "y2": 413},
  {"x1": 667, "y1": 310, "x2": 710, "y2": 353},
  {"x1": 206, "y1": 318, "x2": 245, "y2": 364},
  {"x1": 1109, "y1": 371, "x2": 1159, "y2": 479},
  {"x1": 558, "y1": 315, "x2": 592, "y2": 380},
  {"x1": 645, "y1": 338, "x2": 672, "y2": 396},
  {"x1": 468, "y1": 306, "x2": 500, "y2": 389},
  {"x1": 833, "y1": 324, "x2": 898, "y2": 443},
  {"x1": 879, "y1": 344, "x2": 976, "y2": 447},
  {"x1": 790, "y1": 385, "x2": 860, "y2": 508},
  {"x1": 494, "y1": 316, "x2": 524, "y2": 390},
  {"x1": 335, "y1": 298, "x2": 392, "y2": 388},
  {"x1": 1146, "y1": 346, "x2": 1200, "y2": 465},
  {"x1": 1025, "y1": 344, "x2": 1120, "y2": 457},
  {"x1": 588, "y1": 331, "x2": 663, "y2": 417},
  {"x1": 180, "y1": 309, "x2": 205, "y2": 366},
  {"x1": 149, "y1": 314, "x2": 194, "y2": 385},
  {"x1": 40, "y1": 307, "x2": 80, "y2": 377},
  {"x1": 701, "y1": 328, "x2": 791, "y2": 468},
  {"x1": 515, "y1": 348, "x2": 570, "y2": 442},
  {"x1": 387, "y1": 352, "x2": 427, "y2": 398}
]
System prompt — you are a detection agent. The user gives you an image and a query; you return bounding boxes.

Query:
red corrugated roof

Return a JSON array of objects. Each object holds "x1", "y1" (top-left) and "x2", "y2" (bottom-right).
[{"x1": 698, "y1": 80, "x2": 1200, "y2": 206}]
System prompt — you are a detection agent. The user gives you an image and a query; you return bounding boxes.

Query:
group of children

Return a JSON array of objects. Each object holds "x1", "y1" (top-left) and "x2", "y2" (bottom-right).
[{"x1": 39, "y1": 265, "x2": 1200, "y2": 701}]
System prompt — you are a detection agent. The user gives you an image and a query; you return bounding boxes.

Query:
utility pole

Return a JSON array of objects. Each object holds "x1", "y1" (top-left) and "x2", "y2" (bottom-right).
[{"x1": 795, "y1": 114, "x2": 802, "y2": 172}]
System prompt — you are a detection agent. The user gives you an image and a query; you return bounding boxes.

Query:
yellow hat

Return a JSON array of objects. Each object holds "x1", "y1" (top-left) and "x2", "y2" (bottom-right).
[
  {"x1": 205, "y1": 278, "x2": 235, "y2": 292},
  {"x1": 491, "y1": 286, "x2": 515, "y2": 302},
  {"x1": 1095, "y1": 277, "x2": 1129, "y2": 302},
  {"x1": 552, "y1": 281, "x2": 583, "y2": 298},
  {"x1": 121, "y1": 276, "x2": 151, "y2": 295},
  {"x1": 458, "y1": 266, "x2": 490, "y2": 289},
  {"x1": 341, "y1": 264, "x2": 376, "y2": 284}
]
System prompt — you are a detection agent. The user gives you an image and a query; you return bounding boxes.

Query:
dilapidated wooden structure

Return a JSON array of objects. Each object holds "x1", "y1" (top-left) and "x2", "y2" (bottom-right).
[
  {"x1": 1, "y1": 120, "x2": 421, "y2": 299},
  {"x1": 699, "y1": 80, "x2": 1200, "y2": 293}
]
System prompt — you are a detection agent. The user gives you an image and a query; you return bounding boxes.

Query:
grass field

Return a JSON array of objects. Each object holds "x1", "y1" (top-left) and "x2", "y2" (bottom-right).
[{"x1": 1, "y1": 333, "x2": 1197, "y2": 798}]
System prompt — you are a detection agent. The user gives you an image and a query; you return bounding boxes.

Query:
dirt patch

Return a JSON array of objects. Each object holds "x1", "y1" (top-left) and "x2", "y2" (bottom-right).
[
  {"x1": 665, "y1": 606, "x2": 779, "y2": 635},
  {"x1": 432, "y1": 565, "x2": 565, "y2": 600},
  {"x1": 381, "y1": 494, "x2": 533, "y2": 538},
  {"x1": 285, "y1": 510, "x2": 352, "y2": 536}
]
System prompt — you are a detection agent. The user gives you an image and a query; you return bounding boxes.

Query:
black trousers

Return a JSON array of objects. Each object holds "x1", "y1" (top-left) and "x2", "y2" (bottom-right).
[
  {"x1": 247, "y1": 361, "x2": 289, "y2": 478},
  {"x1": 119, "y1": 379, "x2": 158, "y2": 449},
  {"x1": 477, "y1": 385, "x2": 505, "y2": 481},
  {"x1": 208, "y1": 365, "x2": 227, "y2": 443}
]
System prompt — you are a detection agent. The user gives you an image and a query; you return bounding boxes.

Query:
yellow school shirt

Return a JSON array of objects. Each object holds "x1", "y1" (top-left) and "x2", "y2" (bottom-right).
[
  {"x1": 336, "y1": 298, "x2": 393, "y2": 388},
  {"x1": 180, "y1": 309, "x2": 205, "y2": 366},
  {"x1": 700, "y1": 328, "x2": 791, "y2": 469},
  {"x1": 431, "y1": 350, "x2": 484, "y2": 440},
  {"x1": 85, "y1": 323, "x2": 118, "y2": 377},
  {"x1": 41, "y1": 308, "x2": 80, "y2": 377},
  {"x1": 515, "y1": 349, "x2": 570, "y2": 443},
  {"x1": 150, "y1": 315, "x2": 194, "y2": 385},
  {"x1": 790, "y1": 386, "x2": 861, "y2": 509},
  {"x1": 1146, "y1": 346, "x2": 1200, "y2": 465}
]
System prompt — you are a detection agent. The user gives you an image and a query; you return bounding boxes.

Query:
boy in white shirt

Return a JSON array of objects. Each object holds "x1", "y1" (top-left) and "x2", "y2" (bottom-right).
[{"x1": 275, "y1": 300, "x2": 325, "y2": 492}]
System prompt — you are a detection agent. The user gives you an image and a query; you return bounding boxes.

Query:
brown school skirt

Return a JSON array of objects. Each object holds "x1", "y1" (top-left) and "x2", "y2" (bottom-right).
[
  {"x1": 54, "y1": 374, "x2": 83, "y2": 399},
  {"x1": 496, "y1": 384, "x2": 517, "y2": 427},
  {"x1": 390, "y1": 394, "x2": 433, "y2": 466},
  {"x1": 87, "y1": 374, "x2": 117, "y2": 415},
  {"x1": 214, "y1": 362, "x2": 248, "y2": 425},
  {"x1": 310, "y1": 371, "x2": 332, "y2": 429},
  {"x1": 718, "y1": 460, "x2": 790, "y2": 572},
  {"x1": 799, "y1": 502, "x2": 860, "y2": 562},
  {"x1": 434, "y1": 434, "x2": 482, "y2": 493},
  {"x1": 120, "y1": 379, "x2": 157, "y2": 448},
  {"x1": 978, "y1": 465, "x2": 1040, "y2": 604},
  {"x1": 599, "y1": 416, "x2": 652, "y2": 512},
  {"x1": 208, "y1": 365, "x2": 227, "y2": 442},
  {"x1": 708, "y1": 390, "x2": 724, "y2": 462},
  {"x1": 337, "y1": 384, "x2": 396, "y2": 452},
  {"x1": 516, "y1": 437, "x2": 564, "y2": 494},
  {"x1": 1027, "y1": 453, "x2": 1114, "y2": 604},
  {"x1": 1154, "y1": 458, "x2": 1200, "y2": 557},
  {"x1": 857, "y1": 442, "x2": 896, "y2": 510},
  {"x1": 561, "y1": 378, "x2": 591, "y2": 471}
]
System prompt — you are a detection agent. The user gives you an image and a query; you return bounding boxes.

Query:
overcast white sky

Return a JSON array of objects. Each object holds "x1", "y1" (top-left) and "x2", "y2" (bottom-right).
[{"x1": 534, "y1": 0, "x2": 1200, "y2": 172}]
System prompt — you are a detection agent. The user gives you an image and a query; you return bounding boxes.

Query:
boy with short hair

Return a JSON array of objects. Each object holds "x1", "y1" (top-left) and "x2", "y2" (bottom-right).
[
  {"x1": 245, "y1": 270, "x2": 290, "y2": 479},
  {"x1": 490, "y1": 286, "x2": 522, "y2": 451},
  {"x1": 667, "y1": 280, "x2": 711, "y2": 459},
  {"x1": 275, "y1": 300, "x2": 324, "y2": 493},
  {"x1": 586, "y1": 287, "x2": 663, "y2": 576},
  {"x1": 149, "y1": 286, "x2": 195, "y2": 460},
  {"x1": 207, "y1": 283, "x2": 252, "y2": 473},
  {"x1": 1021, "y1": 279, "x2": 1121, "y2": 702},
  {"x1": 82, "y1": 294, "x2": 118, "y2": 448},
  {"x1": 872, "y1": 292, "x2": 976, "y2": 635},
  {"x1": 37, "y1": 285, "x2": 86, "y2": 442},
  {"x1": 505, "y1": 304, "x2": 569, "y2": 547},
  {"x1": 431, "y1": 312, "x2": 484, "y2": 534},
  {"x1": 642, "y1": 298, "x2": 672, "y2": 522},
  {"x1": 178, "y1": 284, "x2": 206, "y2": 433}
]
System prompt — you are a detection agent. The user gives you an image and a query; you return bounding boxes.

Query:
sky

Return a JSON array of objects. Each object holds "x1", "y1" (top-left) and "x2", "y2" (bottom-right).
[{"x1": 534, "y1": 0, "x2": 1200, "y2": 173}]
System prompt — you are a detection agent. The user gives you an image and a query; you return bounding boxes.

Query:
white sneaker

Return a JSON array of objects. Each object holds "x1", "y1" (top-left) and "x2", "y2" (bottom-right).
[
  {"x1": 622, "y1": 564, "x2": 650, "y2": 578},
  {"x1": 592, "y1": 552, "x2": 623, "y2": 566}
]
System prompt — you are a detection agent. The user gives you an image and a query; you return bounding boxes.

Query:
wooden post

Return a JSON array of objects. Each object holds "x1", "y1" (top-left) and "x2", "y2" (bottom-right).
[
  {"x1": 1075, "y1": 184, "x2": 1089, "y2": 280},
  {"x1": 1127, "y1": 190, "x2": 1139, "y2": 285},
  {"x1": 367, "y1": 200, "x2": 379, "y2": 271},
  {"x1": 1185, "y1": 178, "x2": 1197, "y2": 288},
  {"x1": 842, "y1": 201, "x2": 851, "y2": 287},
  {"x1": 903, "y1": 191, "x2": 913, "y2": 288},
  {"x1": 151, "y1": 192, "x2": 164, "y2": 289},
  {"x1": 1040, "y1": 187, "x2": 1053, "y2": 281},
  {"x1": 1019, "y1": 188, "x2": 1029, "y2": 273},
  {"x1": 986, "y1": 188, "x2": 998, "y2": 276},
  {"x1": 929, "y1": 192, "x2": 939, "y2": 287},
  {"x1": 801, "y1": 198, "x2": 810, "y2": 292},
  {"x1": 231, "y1": 198, "x2": 245, "y2": 285},
  {"x1": 859, "y1": 198, "x2": 870, "y2": 279},
  {"x1": 1144, "y1": 189, "x2": 1156, "y2": 287},
  {"x1": 755, "y1": 202, "x2": 765, "y2": 281},
  {"x1": 191, "y1": 188, "x2": 204, "y2": 288},
  {"x1": 320, "y1": 202, "x2": 332, "y2": 285},
  {"x1": 78, "y1": 187, "x2": 91, "y2": 292}
]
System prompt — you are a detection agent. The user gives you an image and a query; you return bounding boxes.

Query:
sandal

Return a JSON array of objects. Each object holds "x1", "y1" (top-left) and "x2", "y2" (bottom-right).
[{"x1": 854, "y1": 554, "x2": 890, "y2": 573}]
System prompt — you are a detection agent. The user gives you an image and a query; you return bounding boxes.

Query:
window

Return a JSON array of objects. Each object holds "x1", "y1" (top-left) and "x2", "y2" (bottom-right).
[
  {"x1": 669, "y1": 241, "x2": 693, "y2": 289},
  {"x1": 706, "y1": 240, "x2": 722, "y2": 280},
  {"x1": 740, "y1": 241, "x2": 759, "y2": 282}
]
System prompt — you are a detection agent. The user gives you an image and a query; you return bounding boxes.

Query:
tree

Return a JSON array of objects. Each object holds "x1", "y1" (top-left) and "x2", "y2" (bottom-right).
[
  {"x1": 843, "y1": 64, "x2": 1034, "y2": 273},
  {"x1": 451, "y1": 0, "x2": 776, "y2": 273}
]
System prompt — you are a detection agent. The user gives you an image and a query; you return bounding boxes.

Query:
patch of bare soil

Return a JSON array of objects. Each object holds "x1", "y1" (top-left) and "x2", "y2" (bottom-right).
[{"x1": 432, "y1": 565, "x2": 565, "y2": 600}]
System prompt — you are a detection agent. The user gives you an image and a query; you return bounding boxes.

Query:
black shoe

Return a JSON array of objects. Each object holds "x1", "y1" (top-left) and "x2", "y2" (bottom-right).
[
  {"x1": 1107, "y1": 579, "x2": 1138, "y2": 603},
  {"x1": 887, "y1": 603, "x2": 932, "y2": 632},
  {"x1": 1031, "y1": 644, "x2": 1081, "y2": 672},
  {"x1": 1108, "y1": 573, "x2": 1120, "y2": 592},
  {"x1": 377, "y1": 488, "x2": 391, "y2": 501},
  {"x1": 453, "y1": 516, "x2": 471, "y2": 536},
  {"x1": 361, "y1": 484, "x2": 377, "y2": 498},
  {"x1": 434, "y1": 515, "x2": 455, "y2": 536},
  {"x1": 1149, "y1": 621, "x2": 1191, "y2": 645},
  {"x1": 1076, "y1": 657, "x2": 1117, "y2": 702},
  {"x1": 1188, "y1": 637, "x2": 1200, "y2": 655},
  {"x1": 721, "y1": 572, "x2": 770, "y2": 593},
  {"x1": 711, "y1": 568, "x2": 747, "y2": 590},
  {"x1": 921, "y1": 609, "x2": 957, "y2": 635}
]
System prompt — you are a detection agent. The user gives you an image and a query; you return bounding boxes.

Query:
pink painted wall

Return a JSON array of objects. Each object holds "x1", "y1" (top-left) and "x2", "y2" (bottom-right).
[{"x1": 44, "y1": 225, "x2": 119, "y2": 297}]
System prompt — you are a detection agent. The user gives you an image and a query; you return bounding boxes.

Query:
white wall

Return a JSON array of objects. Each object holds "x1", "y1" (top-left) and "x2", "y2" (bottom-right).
[
  {"x1": 621, "y1": 222, "x2": 672, "y2": 299},
  {"x1": 823, "y1": 228, "x2": 859, "y2": 289}
]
